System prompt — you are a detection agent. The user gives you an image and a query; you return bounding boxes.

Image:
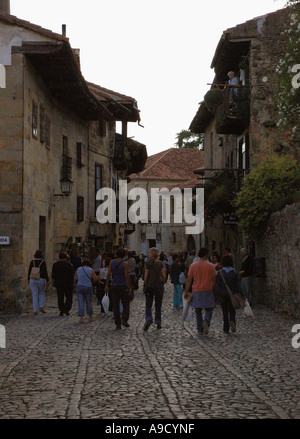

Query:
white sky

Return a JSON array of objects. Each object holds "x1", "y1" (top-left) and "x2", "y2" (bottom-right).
[{"x1": 10, "y1": 0, "x2": 287, "y2": 156}]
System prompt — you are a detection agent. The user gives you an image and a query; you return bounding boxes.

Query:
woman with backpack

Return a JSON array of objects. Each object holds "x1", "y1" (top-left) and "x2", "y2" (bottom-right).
[{"x1": 28, "y1": 250, "x2": 49, "y2": 315}]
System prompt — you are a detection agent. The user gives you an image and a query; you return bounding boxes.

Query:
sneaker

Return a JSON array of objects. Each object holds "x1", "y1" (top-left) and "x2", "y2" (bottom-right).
[
  {"x1": 115, "y1": 325, "x2": 121, "y2": 330},
  {"x1": 122, "y1": 321, "x2": 130, "y2": 327},
  {"x1": 157, "y1": 324, "x2": 162, "y2": 330},
  {"x1": 59, "y1": 311, "x2": 64, "y2": 316},
  {"x1": 34, "y1": 312, "x2": 38, "y2": 316},
  {"x1": 203, "y1": 321, "x2": 209, "y2": 335},
  {"x1": 65, "y1": 312, "x2": 70, "y2": 316},
  {"x1": 230, "y1": 321, "x2": 236, "y2": 333},
  {"x1": 143, "y1": 321, "x2": 152, "y2": 331},
  {"x1": 39, "y1": 308, "x2": 46, "y2": 313}
]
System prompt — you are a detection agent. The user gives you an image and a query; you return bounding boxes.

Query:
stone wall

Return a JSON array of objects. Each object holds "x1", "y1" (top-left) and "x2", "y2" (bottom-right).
[{"x1": 254, "y1": 203, "x2": 300, "y2": 319}]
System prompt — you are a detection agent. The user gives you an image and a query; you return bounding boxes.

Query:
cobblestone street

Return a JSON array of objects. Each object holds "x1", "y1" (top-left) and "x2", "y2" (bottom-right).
[{"x1": 0, "y1": 280, "x2": 299, "y2": 420}]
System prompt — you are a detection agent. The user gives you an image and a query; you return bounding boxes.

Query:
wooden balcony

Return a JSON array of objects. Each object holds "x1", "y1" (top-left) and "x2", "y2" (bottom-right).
[{"x1": 215, "y1": 86, "x2": 250, "y2": 135}]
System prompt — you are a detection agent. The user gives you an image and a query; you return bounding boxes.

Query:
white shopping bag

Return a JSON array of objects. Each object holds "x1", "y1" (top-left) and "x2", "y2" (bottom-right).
[
  {"x1": 244, "y1": 299, "x2": 255, "y2": 319},
  {"x1": 102, "y1": 293, "x2": 110, "y2": 314},
  {"x1": 182, "y1": 298, "x2": 193, "y2": 322}
]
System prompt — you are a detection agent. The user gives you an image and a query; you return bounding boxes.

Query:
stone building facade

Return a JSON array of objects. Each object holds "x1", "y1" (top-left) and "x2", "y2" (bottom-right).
[
  {"x1": 0, "y1": 7, "x2": 146, "y2": 309},
  {"x1": 127, "y1": 148, "x2": 205, "y2": 257},
  {"x1": 189, "y1": 6, "x2": 298, "y2": 269},
  {"x1": 254, "y1": 203, "x2": 300, "y2": 319}
]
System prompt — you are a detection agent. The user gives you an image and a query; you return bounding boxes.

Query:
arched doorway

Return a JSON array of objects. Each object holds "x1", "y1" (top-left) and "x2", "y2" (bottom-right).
[{"x1": 187, "y1": 235, "x2": 196, "y2": 254}]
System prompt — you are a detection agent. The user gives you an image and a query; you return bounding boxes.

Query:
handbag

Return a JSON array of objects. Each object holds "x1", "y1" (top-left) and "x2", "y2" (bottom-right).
[
  {"x1": 30, "y1": 259, "x2": 44, "y2": 280},
  {"x1": 101, "y1": 293, "x2": 110, "y2": 314},
  {"x1": 182, "y1": 296, "x2": 193, "y2": 322},
  {"x1": 82, "y1": 267, "x2": 98, "y2": 286},
  {"x1": 219, "y1": 271, "x2": 246, "y2": 310},
  {"x1": 244, "y1": 299, "x2": 255, "y2": 319},
  {"x1": 179, "y1": 272, "x2": 187, "y2": 284}
]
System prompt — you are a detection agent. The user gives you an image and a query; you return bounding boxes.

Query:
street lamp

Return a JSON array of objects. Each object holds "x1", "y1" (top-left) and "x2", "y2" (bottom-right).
[{"x1": 54, "y1": 177, "x2": 73, "y2": 201}]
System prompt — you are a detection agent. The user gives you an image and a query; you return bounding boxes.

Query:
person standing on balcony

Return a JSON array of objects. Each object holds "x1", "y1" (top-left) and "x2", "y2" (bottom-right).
[{"x1": 228, "y1": 71, "x2": 239, "y2": 109}]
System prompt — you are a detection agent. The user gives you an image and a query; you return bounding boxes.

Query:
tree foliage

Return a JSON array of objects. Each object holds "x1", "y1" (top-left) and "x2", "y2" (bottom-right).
[
  {"x1": 175, "y1": 130, "x2": 204, "y2": 150},
  {"x1": 276, "y1": 1, "x2": 300, "y2": 139},
  {"x1": 234, "y1": 156, "x2": 300, "y2": 240}
]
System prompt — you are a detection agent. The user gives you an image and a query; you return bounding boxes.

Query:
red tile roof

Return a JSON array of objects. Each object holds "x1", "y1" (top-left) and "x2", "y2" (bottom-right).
[{"x1": 130, "y1": 148, "x2": 204, "y2": 181}]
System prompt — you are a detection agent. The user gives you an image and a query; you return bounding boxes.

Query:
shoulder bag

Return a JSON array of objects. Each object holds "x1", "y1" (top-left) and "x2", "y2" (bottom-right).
[
  {"x1": 82, "y1": 267, "x2": 98, "y2": 286},
  {"x1": 219, "y1": 271, "x2": 246, "y2": 310}
]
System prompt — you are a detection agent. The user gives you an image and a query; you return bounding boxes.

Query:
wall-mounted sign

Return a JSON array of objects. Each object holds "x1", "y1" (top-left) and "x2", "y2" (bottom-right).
[
  {"x1": 0, "y1": 236, "x2": 10, "y2": 245},
  {"x1": 223, "y1": 213, "x2": 238, "y2": 225}
]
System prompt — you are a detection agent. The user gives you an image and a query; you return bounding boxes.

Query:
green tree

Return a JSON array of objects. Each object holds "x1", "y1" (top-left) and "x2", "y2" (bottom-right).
[
  {"x1": 234, "y1": 156, "x2": 300, "y2": 240},
  {"x1": 276, "y1": 0, "x2": 300, "y2": 139},
  {"x1": 174, "y1": 130, "x2": 204, "y2": 150}
]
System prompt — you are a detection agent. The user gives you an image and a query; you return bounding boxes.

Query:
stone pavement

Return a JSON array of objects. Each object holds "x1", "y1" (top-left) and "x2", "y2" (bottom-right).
[{"x1": 0, "y1": 280, "x2": 299, "y2": 420}]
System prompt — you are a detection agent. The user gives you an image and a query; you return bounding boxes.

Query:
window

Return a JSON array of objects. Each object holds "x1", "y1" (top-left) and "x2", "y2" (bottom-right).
[
  {"x1": 77, "y1": 142, "x2": 86, "y2": 167},
  {"x1": 172, "y1": 232, "x2": 176, "y2": 244},
  {"x1": 237, "y1": 133, "x2": 250, "y2": 172},
  {"x1": 210, "y1": 131, "x2": 214, "y2": 169},
  {"x1": 77, "y1": 196, "x2": 84, "y2": 222},
  {"x1": 32, "y1": 100, "x2": 38, "y2": 139},
  {"x1": 95, "y1": 164, "x2": 103, "y2": 214},
  {"x1": 39, "y1": 216, "x2": 46, "y2": 256},
  {"x1": 40, "y1": 104, "x2": 45, "y2": 143},
  {"x1": 62, "y1": 136, "x2": 72, "y2": 179}
]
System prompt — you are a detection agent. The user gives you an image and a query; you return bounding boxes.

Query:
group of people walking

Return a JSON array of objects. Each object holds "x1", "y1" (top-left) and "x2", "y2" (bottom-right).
[{"x1": 27, "y1": 244, "x2": 253, "y2": 335}]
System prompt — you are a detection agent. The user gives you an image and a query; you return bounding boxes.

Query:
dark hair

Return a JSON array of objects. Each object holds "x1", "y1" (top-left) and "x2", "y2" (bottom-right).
[
  {"x1": 212, "y1": 250, "x2": 220, "y2": 261},
  {"x1": 116, "y1": 248, "x2": 126, "y2": 259},
  {"x1": 82, "y1": 259, "x2": 92, "y2": 267},
  {"x1": 172, "y1": 253, "x2": 179, "y2": 262},
  {"x1": 225, "y1": 247, "x2": 231, "y2": 253},
  {"x1": 222, "y1": 255, "x2": 233, "y2": 267},
  {"x1": 198, "y1": 248, "x2": 209, "y2": 258},
  {"x1": 34, "y1": 250, "x2": 43, "y2": 259},
  {"x1": 59, "y1": 252, "x2": 68, "y2": 260}
]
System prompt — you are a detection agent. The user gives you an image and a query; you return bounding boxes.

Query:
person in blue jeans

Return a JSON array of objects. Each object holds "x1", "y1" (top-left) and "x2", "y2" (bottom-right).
[
  {"x1": 74, "y1": 260, "x2": 98, "y2": 323},
  {"x1": 28, "y1": 250, "x2": 49, "y2": 315},
  {"x1": 170, "y1": 254, "x2": 183, "y2": 308},
  {"x1": 104, "y1": 248, "x2": 132, "y2": 330},
  {"x1": 215, "y1": 255, "x2": 244, "y2": 333},
  {"x1": 143, "y1": 247, "x2": 166, "y2": 331}
]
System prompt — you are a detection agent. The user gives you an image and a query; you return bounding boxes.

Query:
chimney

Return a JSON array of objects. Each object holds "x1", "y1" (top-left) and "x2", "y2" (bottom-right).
[
  {"x1": 62, "y1": 24, "x2": 66, "y2": 37},
  {"x1": 0, "y1": 0, "x2": 10, "y2": 14}
]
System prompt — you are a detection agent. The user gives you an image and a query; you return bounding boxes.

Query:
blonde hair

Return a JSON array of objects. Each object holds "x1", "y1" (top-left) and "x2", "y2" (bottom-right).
[{"x1": 148, "y1": 247, "x2": 159, "y2": 259}]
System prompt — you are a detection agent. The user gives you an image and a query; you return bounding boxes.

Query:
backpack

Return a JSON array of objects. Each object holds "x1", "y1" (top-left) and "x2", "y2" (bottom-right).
[{"x1": 30, "y1": 259, "x2": 44, "y2": 280}]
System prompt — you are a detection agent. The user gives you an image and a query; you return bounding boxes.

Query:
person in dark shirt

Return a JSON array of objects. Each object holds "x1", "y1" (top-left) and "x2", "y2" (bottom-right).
[
  {"x1": 239, "y1": 248, "x2": 253, "y2": 305},
  {"x1": 215, "y1": 255, "x2": 244, "y2": 333},
  {"x1": 170, "y1": 254, "x2": 183, "y2": 308},
  {"x1": 52, "y1": 252, "x2": 75, "y2": 316}
]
